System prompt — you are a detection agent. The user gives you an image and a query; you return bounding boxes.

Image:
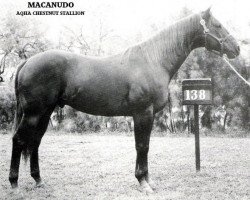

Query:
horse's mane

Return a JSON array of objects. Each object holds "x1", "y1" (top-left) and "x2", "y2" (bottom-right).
[{"x1": 124, "y1": 13, "x2": 201, "y2": 70}]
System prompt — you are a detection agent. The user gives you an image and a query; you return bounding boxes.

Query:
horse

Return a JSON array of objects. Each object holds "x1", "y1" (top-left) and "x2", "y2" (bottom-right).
[{"x1": 9, "y1": 8, "x2": 240, "y2": 193}]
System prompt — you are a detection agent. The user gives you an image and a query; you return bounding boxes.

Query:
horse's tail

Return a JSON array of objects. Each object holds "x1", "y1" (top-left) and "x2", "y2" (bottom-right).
[{"x1": 13, "y1": 60, "x2": 29, "y2": 161}]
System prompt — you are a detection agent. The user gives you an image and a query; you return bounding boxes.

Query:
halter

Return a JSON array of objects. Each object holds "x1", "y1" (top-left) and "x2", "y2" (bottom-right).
[{"x1": 200, "y1": 17, "x2": 231, "y2": 57}]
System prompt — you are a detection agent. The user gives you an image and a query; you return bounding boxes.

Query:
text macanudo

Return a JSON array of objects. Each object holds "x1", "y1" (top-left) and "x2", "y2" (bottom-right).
[{"x1": 28, "y1": 2, "x2": 74, "y2": 8}]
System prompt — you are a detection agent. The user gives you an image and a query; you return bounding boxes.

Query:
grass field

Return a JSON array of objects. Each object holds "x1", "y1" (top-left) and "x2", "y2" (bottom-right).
[{"x1": 0, "y1": 132, "x2": 249, "y2": 200}]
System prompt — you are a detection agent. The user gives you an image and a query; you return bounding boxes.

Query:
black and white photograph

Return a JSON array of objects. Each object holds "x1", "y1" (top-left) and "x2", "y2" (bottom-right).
[{"x1": 0, "y1": 0, "x2": 249, "y2": 199}]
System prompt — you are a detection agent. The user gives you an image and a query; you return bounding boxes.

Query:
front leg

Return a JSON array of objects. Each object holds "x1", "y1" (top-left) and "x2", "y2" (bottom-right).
[{"x1": 133, "y1": 105, "x2": 154, "y2": 194}]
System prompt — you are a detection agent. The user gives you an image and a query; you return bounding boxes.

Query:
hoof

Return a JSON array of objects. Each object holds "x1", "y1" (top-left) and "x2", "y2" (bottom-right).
[
  {"x1": 146, "y1": 176, "x2": 156, "y2": 190},
  {"x1": 147, "y1": 179, "x2": 156, "y2": 190},
  {"x1": 11, "y1": 187, "x2": 24, "y2": 198},
  {"x1": 140, "y1": 179, "x2": 154, "y2": 195},
  {"x1": 35, "y1": 180, "x2": 45, "y2": 188},
  {"x1": 143, "y1": 186, "x2": 154, "y2": 195},
  {"x1": 10, "y1": 183, "x2": 18, "y2": 189}
]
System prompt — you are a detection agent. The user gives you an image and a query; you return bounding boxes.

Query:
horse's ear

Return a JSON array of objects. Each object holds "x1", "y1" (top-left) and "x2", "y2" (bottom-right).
[{"x1": 202, "y1": 7, "x2": 211, "y2": 20}]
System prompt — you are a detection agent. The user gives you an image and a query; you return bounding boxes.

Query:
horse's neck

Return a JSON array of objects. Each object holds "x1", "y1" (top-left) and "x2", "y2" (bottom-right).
[{"x1": 140, "y1": 14, "x2": 202, "y2": 78}]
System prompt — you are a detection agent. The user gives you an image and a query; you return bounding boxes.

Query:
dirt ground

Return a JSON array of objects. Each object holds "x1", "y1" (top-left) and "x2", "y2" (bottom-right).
[{"x1": 0, "y1": 133, "x2": 249, "y2": 200}]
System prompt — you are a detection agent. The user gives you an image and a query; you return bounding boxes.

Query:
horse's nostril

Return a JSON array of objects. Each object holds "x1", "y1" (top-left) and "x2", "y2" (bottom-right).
[{"x1": 237, "y1": 45, "x2": 240, "y2": 52}]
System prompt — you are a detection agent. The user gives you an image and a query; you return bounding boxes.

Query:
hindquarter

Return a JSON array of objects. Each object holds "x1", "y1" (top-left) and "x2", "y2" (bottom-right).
[{"x1": 17, "y1": 51, "x2": 66, "y2": 113}]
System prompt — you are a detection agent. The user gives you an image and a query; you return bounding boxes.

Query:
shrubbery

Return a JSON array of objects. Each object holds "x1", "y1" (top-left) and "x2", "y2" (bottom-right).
[{"x1": 0, "y1": 83, "x2": 15, "y2": 131}]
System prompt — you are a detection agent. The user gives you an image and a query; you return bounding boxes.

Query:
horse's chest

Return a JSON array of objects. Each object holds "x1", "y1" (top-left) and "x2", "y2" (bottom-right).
[
  {"x1": 152, "y1": 85, "x2": 169, "y2": 112},
  {"x1": 149, "y1": 71, "x2": 170, "y2": 111},
  {"x1": 128, "y1": 75, "x2": 170, "y2": 113}
]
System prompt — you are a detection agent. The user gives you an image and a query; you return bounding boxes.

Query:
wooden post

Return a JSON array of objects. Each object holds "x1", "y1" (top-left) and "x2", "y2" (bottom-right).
[
  {"x1": 194, "y1": 105, "x2": 200, "y2": 171},
  {"x1": 182, "y1": 78, "x2": 212, "y2": 171}
]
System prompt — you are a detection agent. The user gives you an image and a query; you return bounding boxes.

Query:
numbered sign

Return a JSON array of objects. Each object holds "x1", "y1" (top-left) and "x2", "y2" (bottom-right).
[{"x1": 182, "y1": 78, "x2": 212, "y2": 105}]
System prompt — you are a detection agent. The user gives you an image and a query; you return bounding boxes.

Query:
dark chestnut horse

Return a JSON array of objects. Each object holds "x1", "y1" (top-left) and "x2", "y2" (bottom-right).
[{"x1": 9, "y1": 8, "x2": 239, "y2": 193}]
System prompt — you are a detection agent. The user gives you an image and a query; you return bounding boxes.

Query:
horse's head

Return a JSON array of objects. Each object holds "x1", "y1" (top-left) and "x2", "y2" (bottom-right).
[{"x1": 200, "y1": 8, "x2": 240, "y2": 59}]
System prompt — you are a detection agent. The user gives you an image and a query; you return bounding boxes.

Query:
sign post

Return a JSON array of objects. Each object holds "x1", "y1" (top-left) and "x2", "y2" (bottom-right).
[
  {"x1": 182, "y1": 78, "x2": 212, "y2": 171},
  {"x1": 194, "y1": 104, "x2": 200, "y2": 171}
]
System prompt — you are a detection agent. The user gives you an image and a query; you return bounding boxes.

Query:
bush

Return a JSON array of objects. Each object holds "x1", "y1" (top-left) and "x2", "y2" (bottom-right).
[{"x1": 0, "y1": 83, "x2": 15, "y2": 131}]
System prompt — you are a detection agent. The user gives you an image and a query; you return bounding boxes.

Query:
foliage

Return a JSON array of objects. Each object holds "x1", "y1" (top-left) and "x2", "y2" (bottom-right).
[{"x1": 0, "y1": 83, "x2": 15, "y2": 131}]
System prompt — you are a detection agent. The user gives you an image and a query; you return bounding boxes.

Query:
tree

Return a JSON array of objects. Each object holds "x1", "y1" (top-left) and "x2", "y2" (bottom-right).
[
  {"x1": 0, "y1": 15, "x2": 51, "y2": 129},
  {"x1": 0, "y1": 15, "x2": 51, "y2": 81}
]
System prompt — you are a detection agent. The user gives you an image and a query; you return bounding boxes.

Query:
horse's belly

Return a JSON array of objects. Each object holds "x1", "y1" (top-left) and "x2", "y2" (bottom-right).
[
  {"x1": 68, "y1": 99, "x2": 129, "y2": 116},
  {"x1": 63, "y1": 85, "x2": 131, "y2": 116}
]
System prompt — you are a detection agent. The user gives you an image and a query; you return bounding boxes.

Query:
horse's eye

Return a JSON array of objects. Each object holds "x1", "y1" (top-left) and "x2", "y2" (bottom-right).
[{"x1": 215, "y1": 24, "x2": 222, "y2": 28}]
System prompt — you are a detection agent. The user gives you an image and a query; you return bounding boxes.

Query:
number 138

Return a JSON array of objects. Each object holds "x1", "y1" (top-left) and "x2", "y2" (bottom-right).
[{"x1": 186, "y1": 90, "x2": 205, "y2": 100}]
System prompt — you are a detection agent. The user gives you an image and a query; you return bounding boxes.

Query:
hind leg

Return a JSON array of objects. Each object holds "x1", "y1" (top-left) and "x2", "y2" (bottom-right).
[
  {"x1": 9, "y1": 114, "x2": 40, "y2": 188},
  {"x1": 30, "y1": 140, "x2": 42, "y2": 186},
  {"x1": 30, "y1": 111, "x2": 52, "y2": 186},
  {"x1": 9, "y1": 131, "x2": 24, "y2": 188},
  {"x1": 9, "y1": 110, "x2": 51, "y2": 188}
]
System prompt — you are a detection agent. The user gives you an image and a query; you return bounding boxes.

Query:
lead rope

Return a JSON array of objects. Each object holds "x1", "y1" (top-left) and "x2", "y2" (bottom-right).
[{"x1": 223, "y1": 55, "x2": 250, "y2": 87}]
